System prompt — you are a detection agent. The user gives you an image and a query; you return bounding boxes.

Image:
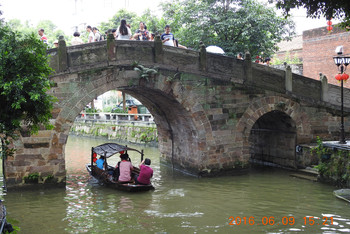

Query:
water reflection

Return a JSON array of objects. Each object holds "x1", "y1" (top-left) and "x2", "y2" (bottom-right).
[{"x1": 3, "y1": 135, "x2": 350, "y2": 233}]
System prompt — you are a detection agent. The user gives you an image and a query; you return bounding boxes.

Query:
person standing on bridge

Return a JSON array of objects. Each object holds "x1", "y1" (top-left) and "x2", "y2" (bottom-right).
[
  {"x1": 71, "y1": 32, "x2": 83, "y2": 46},
  {"x1": 161, "y1": 25, "x2": 176, "y2": 47},
  {"x1": 93, "y1": 27, "x2": 103, "y2": 41},
  {"x1": 133, "y1": 22, "x2": 150, "y2": 41},
  {"x1": 116, "y1": 19, "x2": 132, "y2": 40},
  {"x1": 86, "y1": 25, "x2": 94, "y2": 43},
  {"x1": 38, "y1": 29, "x2": 48, "y2": 45}
]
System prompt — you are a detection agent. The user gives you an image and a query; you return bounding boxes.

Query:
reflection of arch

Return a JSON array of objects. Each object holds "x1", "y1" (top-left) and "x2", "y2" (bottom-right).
[
  {"x1": 54, "y1": 68, "x2": 212, "y2": 174},
  {"x1": 235, "y1": 96, "x2": 312, "y2": 165}
]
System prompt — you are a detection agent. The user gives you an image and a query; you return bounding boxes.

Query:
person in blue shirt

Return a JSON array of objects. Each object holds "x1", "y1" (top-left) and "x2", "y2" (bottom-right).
[{"x1": 96, "y1": 156, "x2": 105, "y2": 170}]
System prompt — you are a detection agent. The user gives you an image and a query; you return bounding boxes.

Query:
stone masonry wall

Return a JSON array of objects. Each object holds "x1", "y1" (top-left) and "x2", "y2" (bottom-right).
[{"x1": 6, "y1": 36, "x2": 350, "y2": 186}]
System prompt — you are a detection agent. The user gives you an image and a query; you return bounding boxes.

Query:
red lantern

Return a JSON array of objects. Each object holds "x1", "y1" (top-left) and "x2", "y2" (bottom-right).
[
  {"x1": 93, "y1": 152, "x2": 97, "y2": 158},
  {"x1": 327, "y1": 26, "x2": 333, "y2": 32},
  {"x1": 327, "y1": 20, "x2": 332, "y2": 26},
  {"x1": 341, "y1": 73, "x2": 349, "y2": 81},
  {"x1": 93, "y1": 158, "x2": 97, "y2": 163},
  {"x1": 335, "y1": 73, "x2": 342, "y2": 80}
]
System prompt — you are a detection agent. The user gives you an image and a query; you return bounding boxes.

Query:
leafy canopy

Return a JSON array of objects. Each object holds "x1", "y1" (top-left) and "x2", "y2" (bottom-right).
[
  {"x1": 98, "y1": 9, "x2": 166, "y2": 36},
  {"x1": 0, "y1": 23, "x2": 55, "y2": 141},
  {"x1": 271, "y1": 0, "x2": 350, "y2": 28},
  {"x1": 7, "y1": 19, "x2": 71, "y2": 47},
  {"x1": 160, "y1": 0, "x2": 295, "y2": 57}
]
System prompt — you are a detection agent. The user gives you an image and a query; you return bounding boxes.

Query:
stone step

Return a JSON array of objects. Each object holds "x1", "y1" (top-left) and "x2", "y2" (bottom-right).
[
  {"x1": 297, "y1": 168, "x2": 319, "y2": 176},
  {"x1": 289, "y1": 173, "x2": 318, "y2": 182}
]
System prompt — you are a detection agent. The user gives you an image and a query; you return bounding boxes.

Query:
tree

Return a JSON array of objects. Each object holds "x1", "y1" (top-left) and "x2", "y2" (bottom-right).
[
  {"x1": 98, "y1": 9, "x2": 165, "y2": 37},
  {"x1": 99, "y1": 9, "x2": 137, "y2": 33},
  {"x1": 161, "y1": 0, "x2": 295, "y2": 57},
  {"x1": 271, "y1": 0, "x2": 350, "y2": 28},
  {"x1": 137, "y1": 9, "x2": 167, "y2": 35},
  {"x1": 0, "y1": 22, "x2": 55, "y2": 162},
  {"x1": 7, "y1": 19, "x2": 71, "y2": 48}
]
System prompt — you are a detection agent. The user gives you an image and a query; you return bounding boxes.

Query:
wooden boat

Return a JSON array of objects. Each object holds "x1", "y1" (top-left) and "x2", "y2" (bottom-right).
[
  {"x1": 333, "y1": 189, "x2": 350, "y2": 203},
  {"x1": 86, "y1": 143, "x2": 154, "y2": 192}
]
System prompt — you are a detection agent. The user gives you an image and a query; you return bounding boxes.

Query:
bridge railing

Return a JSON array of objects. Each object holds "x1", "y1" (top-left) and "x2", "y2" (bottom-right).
[
  {"x1": 48, "y1": 36, "x2": 350, "y2": 110},
  {"x1": 76, "y1": 112, "x2": 154, "y2": 123}
]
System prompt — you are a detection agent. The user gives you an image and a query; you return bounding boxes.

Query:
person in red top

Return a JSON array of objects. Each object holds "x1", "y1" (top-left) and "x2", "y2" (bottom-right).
[{"x1": 135, "y1": 158, "x2": 153, "y2": 185}]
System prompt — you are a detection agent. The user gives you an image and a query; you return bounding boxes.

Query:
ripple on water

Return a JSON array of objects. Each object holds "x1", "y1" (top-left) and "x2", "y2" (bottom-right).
[{"x1": 3, "y1": 136, "x2": 350, "y2": 233}]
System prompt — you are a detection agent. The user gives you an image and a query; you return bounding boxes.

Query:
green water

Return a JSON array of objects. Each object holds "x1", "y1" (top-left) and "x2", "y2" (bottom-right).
[{"x1": 3, "y1": 135, "x2": 350, "y2": 233}]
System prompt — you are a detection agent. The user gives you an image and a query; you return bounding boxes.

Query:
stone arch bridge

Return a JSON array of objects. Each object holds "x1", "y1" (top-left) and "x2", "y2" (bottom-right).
[{"x1": 6, "y1": 36, "x2": 350, "y2": 186}]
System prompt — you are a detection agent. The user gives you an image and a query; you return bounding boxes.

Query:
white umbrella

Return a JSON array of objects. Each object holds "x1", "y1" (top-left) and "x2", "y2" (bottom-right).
[{"x1": 206, "y1": 45, "x2": 225, "y2": 54}]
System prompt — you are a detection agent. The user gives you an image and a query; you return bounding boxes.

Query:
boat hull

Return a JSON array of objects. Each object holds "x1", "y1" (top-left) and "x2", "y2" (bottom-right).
[
  {"x1": 334, "y1": 189, "x2": 350, "y2": 203},
  {"x1": 86, "y1": 164, "x2": 154, "y2": 192}
]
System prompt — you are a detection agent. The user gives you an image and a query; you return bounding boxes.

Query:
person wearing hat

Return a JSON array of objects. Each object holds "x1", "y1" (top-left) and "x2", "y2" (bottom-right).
[{"x1": 53, "y1": 40, "x2": 59, "y2": 48}]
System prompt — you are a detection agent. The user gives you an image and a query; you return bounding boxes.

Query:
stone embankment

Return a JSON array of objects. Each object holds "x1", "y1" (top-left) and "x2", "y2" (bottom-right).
[{"x1": 70, "y1": 121, "x2": 158, "y2": 147}]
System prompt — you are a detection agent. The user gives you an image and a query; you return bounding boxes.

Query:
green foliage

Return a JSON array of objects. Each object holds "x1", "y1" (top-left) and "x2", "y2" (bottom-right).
[
  {"x1": 315, "y1": 150, "x2": 350, "y2": 187},
  {"x1": 233, "y1": 160, "x2": 249, "y2": 169},
  {"x1": 160, "y1": 0, "x2": 295, "y2": 57},
  {"x1": 312, "y1": 136, "x2": 350, "y2": 187},
  {"x1": 271, "y1": 0, "x2": 350, "y2": 29},
  {"x1": 98, "y1": 9, "x2": 165, "y2": 36},
  {"x1": 103, "y1": 106, "x2": 113, "y2": 112},
  {"x1": 0, "y1": 24, "x2": 55, "y2": 152},
  {"x1": 7, "y1": 19, "x2": 72, "y2": 48},
  {"x1": 99, "y1": 9, "x2": 136, "y2": 33},
  {"x1": 23, "y1": 172, "x2": 40, "y2": 183},
  {"x1": 271, "y1": 51, "x2": 302, "y2": 65},
  {"x1": 111, "y1": 108, "x2": 128, "y2": 114},
  {"x1": 166, "y1": 72, "x2": 181, "y2": 82},
  {"x1": 139, "y1": 127, "x2": 157, "y2": 142},
  {"x1": 133, "y1": 63, "x2": 158, "y2": 82},
  {"x1": 84, "y1": 108, "x2": 99, "y2": 113},
  {"x1": 4, "y1": 217, "x2": 20, "y2": 233},
  {"x1": 311, "y1": 136, "x2": 333, "y2": 156}
]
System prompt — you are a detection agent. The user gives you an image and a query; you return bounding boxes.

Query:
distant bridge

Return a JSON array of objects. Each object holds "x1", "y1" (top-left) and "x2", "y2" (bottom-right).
[{"x1": 5, "y1": 35, "x2": 350, "y2": 186}]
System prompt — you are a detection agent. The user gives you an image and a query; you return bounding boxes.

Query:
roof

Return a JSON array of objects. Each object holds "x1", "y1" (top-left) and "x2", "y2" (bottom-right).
[
  {"x1": 92, "y1": 143, "x2": 142, "y2": 158},
  {"x1": 276, "y1": 35, "x2": 303, "y2": 52}
]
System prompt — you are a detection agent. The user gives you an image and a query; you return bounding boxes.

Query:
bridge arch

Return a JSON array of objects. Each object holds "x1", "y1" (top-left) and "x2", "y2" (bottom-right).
[
  {"x1": 53, "y1": 67, "x2": 213, "y2": 176},
  {"x1": 6, "y1": 39, "x2": 350, "y2": 186},
  {"x1": 235, "y1": 96, "x2": 312, "y2": 168}
]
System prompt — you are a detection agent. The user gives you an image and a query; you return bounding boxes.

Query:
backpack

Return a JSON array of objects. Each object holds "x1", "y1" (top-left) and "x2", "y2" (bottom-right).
[{"x1": 95, "y1": 32, "x2": 103, "y2": 41}]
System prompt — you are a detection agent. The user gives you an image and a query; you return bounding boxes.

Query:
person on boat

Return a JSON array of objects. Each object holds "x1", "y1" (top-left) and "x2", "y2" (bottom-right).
[
  {"x1": 96, "y1": 156, "x2": 105, "y2": 170},
  {"x1": 116, "y1": 153, "x2": 133, "y2": 183},
  {"x1": 135, "y1": 158, "x2": 153, "y2": 185}
]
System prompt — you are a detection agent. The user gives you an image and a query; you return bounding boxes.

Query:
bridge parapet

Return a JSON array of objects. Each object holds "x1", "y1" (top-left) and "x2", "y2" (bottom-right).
[{"x1": 47, "y1": 38, "x2": 350, "y2": 111}]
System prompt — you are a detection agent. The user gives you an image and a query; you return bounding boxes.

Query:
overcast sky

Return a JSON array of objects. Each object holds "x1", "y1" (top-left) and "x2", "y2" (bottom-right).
[{"x1": 1, "y1": 0, "x2": 334, "y2": 35}]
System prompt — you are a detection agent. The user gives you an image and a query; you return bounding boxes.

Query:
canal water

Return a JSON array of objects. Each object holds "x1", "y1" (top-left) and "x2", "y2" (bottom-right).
[{"x1": 3, "y1": 135, "x2": 350, "y2": 233}]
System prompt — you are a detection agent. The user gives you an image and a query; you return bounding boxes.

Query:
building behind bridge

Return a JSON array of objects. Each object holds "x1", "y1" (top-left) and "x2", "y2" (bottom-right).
[{"x1": 274, "y1": 24, "x2": 350, "y2": 88}]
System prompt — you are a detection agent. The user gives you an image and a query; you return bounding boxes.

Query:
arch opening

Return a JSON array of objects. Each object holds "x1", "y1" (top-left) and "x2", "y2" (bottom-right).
[
  {"x1": 62, "y1": 83, "x2": 203, "y2": 175},
  {"x1": 249, "y1": 110, "x2": 297, "y2": 168}
]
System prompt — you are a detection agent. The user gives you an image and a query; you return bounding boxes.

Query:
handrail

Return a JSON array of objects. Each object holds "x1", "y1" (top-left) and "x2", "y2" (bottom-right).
[{"x1": 77, "y1": 112, "x2": 154, "y2": 123}]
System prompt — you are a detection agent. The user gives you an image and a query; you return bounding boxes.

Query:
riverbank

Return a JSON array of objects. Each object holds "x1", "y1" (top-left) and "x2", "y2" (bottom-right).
[{"x1": 70, "y1": 121, "x2": 158, "y2": 147}]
